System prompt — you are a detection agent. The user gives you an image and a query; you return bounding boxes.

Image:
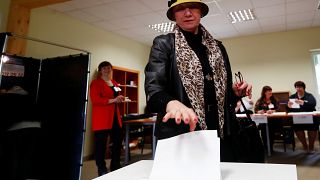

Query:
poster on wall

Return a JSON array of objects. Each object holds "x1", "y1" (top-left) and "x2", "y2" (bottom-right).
[
  {"x1": 0, "y1": 54, "x2": 40, "y2": 100},
  {"x1": 0, "y1": 55, "x2": 26, "y2": 93}
]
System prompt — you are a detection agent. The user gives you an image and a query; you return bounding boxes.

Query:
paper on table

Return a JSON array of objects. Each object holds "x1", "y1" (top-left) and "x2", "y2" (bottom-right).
[
  {"x1": 236, "y1": 113, "x2": 247, "y2": 118},
  {"x1": 289, "y1": 99, "x2": 300, "y2": 109},
  {"x1": 149, "y1": 130, "x2": 220, "y2": 180}
]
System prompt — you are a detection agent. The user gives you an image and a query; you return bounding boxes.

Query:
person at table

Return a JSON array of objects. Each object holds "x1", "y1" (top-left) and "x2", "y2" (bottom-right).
[
  {"x1": 90, "y1": 61, "x2": 124, "y2": 176},
  {"x1": 254, "y1": 86, "x2": 279, "y2": 151},
  {"x1": 144, "y1": 0, "x2": 252, "y2": 162},
  {"x1": 287, "y1": 81, "x2": 317, "y2": 153},
  {"x1": 235, "y1": 94, "x2": 254, "y2": 114},
  {"x1": 254, "y1": 86, "x2": 278, "y2": 114}
]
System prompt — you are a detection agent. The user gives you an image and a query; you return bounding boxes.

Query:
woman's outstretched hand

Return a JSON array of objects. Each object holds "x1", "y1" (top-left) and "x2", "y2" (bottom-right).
[{"x1": 163, "y1": 100, "x2": 198, "y2": 131}]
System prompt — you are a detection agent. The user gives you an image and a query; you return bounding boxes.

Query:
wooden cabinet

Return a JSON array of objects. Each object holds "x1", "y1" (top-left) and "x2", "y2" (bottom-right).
[{"x1": 112, "y1": 66, "x2": 139, "y2": 116}]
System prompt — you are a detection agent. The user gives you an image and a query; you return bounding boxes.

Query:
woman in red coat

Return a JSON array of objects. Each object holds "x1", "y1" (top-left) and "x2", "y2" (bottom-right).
[{"x1": 90, "y1": 61, "x2": 124, "y2": 176}]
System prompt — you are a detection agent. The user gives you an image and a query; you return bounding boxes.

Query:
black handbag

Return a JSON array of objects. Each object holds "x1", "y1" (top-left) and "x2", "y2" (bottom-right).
[{"x1": 234, "y1": 98, "x2": 265, "y2": 163}]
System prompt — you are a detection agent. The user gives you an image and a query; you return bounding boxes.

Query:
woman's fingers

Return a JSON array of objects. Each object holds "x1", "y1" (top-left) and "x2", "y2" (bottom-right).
[
  {"x1": 163, "y1": 106, "x2": 198, "y2": 131},
  {"x1": 163, "y1": 110, "x2": 175, "y2": 122},
  {"x1": 233, "y1": 81, "x2": 252, "y2": 97},
  {"x1": 175, "y1": 110, "x2": 182, "y2": 124},
  {"x1": 180, "y1": 108, "x2": 190, "y2": 124},
  {"x1": 245, "y1": 84, "x2": 252, "y2": 96},
  {"x1": 188, "y1": 109, "x2": 198, "y2": 131}
]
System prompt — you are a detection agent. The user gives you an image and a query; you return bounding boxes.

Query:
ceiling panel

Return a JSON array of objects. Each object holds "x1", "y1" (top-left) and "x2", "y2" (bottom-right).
[
  {"x1": 46, "y1": 0, "x2": 320, "y2": 46},
  {"x1": 255, "y1": 4, "x2": 286, "y2": 18}
]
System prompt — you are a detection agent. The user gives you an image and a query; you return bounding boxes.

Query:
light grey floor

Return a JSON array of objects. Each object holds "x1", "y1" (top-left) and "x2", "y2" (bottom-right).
[{"x1": 81, "y1": 142, "x2": 320, "y2": 180}]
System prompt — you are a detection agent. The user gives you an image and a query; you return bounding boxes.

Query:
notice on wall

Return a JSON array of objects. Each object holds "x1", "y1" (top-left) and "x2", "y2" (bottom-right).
[{"x1": 1, "y1": 55, "x2": 25, "y2": 77}]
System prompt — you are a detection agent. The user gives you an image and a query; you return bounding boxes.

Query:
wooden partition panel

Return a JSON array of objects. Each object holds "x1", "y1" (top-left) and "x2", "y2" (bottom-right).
[{"x1": 273, "y1": 91, "x2": 290, "y2": 112}]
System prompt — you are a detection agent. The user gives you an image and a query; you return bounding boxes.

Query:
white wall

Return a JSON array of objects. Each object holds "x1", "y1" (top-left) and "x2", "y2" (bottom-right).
[
  {"x1": 26, "y1": 7, "x2": 150, "y2": 157},
  {"x1": 222, "y1": 27, "x2": 320, "y2": 110}
]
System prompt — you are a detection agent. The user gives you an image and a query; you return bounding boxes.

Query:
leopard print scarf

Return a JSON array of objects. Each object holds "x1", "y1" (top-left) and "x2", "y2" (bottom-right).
[{"x1": 174, "y1": 25, "x2": 227, "y2": 138}]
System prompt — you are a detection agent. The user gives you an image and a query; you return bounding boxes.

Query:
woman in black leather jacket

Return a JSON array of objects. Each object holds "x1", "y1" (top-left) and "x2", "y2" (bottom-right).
[{"x1": 144, "y1": 0, "x2": 251, "y2": 162}]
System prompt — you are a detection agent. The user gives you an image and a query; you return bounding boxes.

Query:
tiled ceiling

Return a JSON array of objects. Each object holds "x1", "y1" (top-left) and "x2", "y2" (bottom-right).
[{"x1": 47, "y1": 0, "x2": 320, "y2": 46}]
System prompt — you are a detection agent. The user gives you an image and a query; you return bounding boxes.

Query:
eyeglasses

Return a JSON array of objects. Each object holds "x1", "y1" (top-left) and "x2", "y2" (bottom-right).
[
  {"x1": 235, "y1": 71, "x2": 245, "y2": 97},
  {"x1": 234, "y1": 71, "x2": 243, "y2": 85}
]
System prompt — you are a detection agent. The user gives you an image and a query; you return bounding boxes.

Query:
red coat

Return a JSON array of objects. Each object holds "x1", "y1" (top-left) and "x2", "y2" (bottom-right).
[{"x1": 90, "y1": 78, "x2": 122, "y2": 131}]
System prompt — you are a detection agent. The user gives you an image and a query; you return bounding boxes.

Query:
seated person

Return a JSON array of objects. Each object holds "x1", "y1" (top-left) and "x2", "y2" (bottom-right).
[
  {"x1": 254, "y1": 86, "x2": 278, "y2": 114},
  {"x1": 287, "y1": 81, "x2": 317, "y2": 153},
  {"x1": 235, "y1": 94, "x2": 254, "y2": 114},
  {"x1": 254, "y1": 86, "x2": 279, "y2": 151}
]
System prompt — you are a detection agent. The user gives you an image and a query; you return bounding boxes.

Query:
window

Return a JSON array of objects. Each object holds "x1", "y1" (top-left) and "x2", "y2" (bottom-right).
[{"x1": 312, "y1": 50, "x2": 320, "y2": 94}]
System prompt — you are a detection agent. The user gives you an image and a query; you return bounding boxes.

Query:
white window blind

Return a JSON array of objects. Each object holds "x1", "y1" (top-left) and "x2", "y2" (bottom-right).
[{"x1": 312, "y1": 50, "x2": 320, "y2": 94}]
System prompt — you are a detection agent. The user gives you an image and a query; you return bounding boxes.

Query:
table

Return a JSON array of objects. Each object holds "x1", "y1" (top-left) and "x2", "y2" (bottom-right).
[
  {"x1": 123, "y1": 118, "x2": 156, "y2": 165},
  {"x1": 94, "y1": 160, "x2": 297, "y2": 180},
  {"x1": 237, "y1": 112, "x2": 320, "y2": 156}
]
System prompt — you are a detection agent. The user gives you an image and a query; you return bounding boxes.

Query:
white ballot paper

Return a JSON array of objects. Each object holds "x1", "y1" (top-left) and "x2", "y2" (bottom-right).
[
  {"x1": 289, "y1": 99, "x2": 300, "y2": 109},
  {"x1": 149, "y1": 130, "x2": 220, "y2": 180}
]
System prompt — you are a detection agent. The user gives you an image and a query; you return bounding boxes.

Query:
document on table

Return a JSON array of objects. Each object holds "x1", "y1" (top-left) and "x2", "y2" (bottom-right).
[
  {"x1": 149, "y1": 130, "x2": 220, "y2": 180},
  {"x1": 289, "y1": 99, "x2": 300, "y2": 109}
]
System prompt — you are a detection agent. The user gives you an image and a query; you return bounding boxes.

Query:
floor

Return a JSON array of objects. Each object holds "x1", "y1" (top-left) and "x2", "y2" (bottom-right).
[{"x1": 81, "y1": 142, "x2": 320, "y2": 180}]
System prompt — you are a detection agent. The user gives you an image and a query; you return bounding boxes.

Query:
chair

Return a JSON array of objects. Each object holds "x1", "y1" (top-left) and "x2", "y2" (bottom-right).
[
  {"x1": 122, "y1": 113, "x2": 156, "y2": 158},
  {"x1": 272, "y1": 122, "x2": 295, "y2": 152}
]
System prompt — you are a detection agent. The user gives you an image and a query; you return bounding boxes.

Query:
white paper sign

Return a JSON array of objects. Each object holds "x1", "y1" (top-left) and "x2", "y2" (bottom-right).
[
  {"x1": 252, "y1": 115, "x2": 268, "y2": 125},
  {"x1": 149, "y1": 130, "x2": 221, "y2": 180},
  {"x1": 292, "y1": 115, "x2": 313, "y2": 124}
]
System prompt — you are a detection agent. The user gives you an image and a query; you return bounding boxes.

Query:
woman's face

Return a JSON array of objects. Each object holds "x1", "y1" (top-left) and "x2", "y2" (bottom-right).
[
  {"x1": 173, "y1": 3, "x2": 201, "y2": 34},
  {"x1": 295, "y1": 86, "x2": 305, "y2": 94},
  {"x1": 100, "y1": 65, "x2": 112, "y2": 77},
  {"x1": 265, "y1": 90, "x2": 273, "y2": 99}
]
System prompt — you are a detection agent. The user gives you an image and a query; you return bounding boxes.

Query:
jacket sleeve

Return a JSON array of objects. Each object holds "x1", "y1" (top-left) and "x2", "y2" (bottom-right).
[
  {"x1": 301, "y1": 93, "x2": 316, "y2": 111},
  {"x1": 145, "y1": 35, "x2": 176, "y2": 113},
  {"x1": 90, "y1": 80, "x2": 112, "y2": 106},
  {"x1": 254, "y1": 99, "x2": 261, "y2": 113}
]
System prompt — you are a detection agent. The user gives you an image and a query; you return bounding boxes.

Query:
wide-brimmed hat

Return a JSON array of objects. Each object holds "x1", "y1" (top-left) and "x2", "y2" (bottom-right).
[{"x1": 167, "y1": 0, "x2": 209, "y2": 21}]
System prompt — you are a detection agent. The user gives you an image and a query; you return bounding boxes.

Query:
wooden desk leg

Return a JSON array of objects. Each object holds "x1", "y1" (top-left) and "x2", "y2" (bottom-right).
[
  {"x1": 152, "y1": 123, "x2": 156, "y2": 159},
  {"x1": 125, "y1": 124, "x2": 130, "y2": 165},
  {"x1": 266, "y1": 123, "x2": 271, "y2": 156}
]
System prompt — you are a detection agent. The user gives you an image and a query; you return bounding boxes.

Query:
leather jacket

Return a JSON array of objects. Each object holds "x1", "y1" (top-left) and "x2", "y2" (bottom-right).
[{"x1": 145, "y1": 33, "x2": 239, "y2": 139}]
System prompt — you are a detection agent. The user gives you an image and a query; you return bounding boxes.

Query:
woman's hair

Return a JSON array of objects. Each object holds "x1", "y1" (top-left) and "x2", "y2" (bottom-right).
[
  {"x1": 294, "y1": 81, "x2": 306, "y2": 89},
  {"x1": 98, "y1": 61, "x2": 112, "y2": 71},
  {"x1": 258, "y1": 86, "x2": 275, "y2": 101}
]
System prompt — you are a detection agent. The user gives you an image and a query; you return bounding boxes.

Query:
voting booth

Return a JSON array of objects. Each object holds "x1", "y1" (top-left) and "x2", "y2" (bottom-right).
[{"x1": 0, "y1": 32, "x2": 90, "y2": 180}]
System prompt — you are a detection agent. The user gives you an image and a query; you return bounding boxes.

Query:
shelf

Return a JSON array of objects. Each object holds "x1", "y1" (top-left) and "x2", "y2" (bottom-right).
[
  {"x1": 113, "y1": 66, "x2": 139, "y2": 116},
  {"x1": 118, "y1": 85, "x2": 138, "y2": 88},
  {"x1": 122, "y1": 101, "x2": 138, "y2": 103},
  {"x1": 126, "y1": 85, "x2": 138, "y2": 88}
]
